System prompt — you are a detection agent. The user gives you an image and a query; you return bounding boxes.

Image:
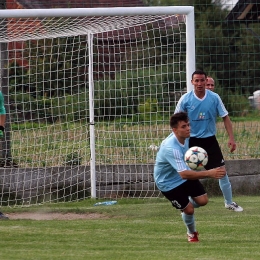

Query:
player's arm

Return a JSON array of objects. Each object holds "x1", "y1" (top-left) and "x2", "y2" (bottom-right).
[
  {"x1": 216, "y1": 95, "x2": 236, "y2": 153},
  {"x1": 179, "y1": 168, "x2": 226, "y2": 180},
  {"x1": 167, "y1": 149, "x2": 225, "y2": 180},
  {"x1": 222, "y1": 115, "x2": 236, "y2": 152},
  {"x1": 0, "y1": 114, "x2": 6, "y2": 127}
]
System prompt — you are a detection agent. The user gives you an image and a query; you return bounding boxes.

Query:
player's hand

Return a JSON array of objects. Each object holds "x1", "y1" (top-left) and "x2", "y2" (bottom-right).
[
  {"x1": 209, "y1": 167, "x2": 226, "y2": 179},
  {"x1": 228, "y1": 139, "x2": 236, "y2": 153}
]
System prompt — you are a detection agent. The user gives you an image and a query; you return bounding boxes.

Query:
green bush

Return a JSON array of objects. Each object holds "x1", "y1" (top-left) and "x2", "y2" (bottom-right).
[
  {"x1": 10, "y1": 93, "x2": 89, "y2": 123},
  {"x1": 217, "y1": 89, "x2": 251, "y2": 117}
]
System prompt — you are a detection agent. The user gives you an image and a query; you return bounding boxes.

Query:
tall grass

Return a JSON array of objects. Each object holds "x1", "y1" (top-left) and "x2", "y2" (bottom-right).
[{"x1": 10, "y1": 119, "x2": 260, "y2": 167}]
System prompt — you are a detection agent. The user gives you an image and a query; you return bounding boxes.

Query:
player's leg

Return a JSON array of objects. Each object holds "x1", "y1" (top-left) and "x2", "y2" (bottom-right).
[
  {"x1": 218, "y1": 169, "x2": 243, "y2": 211},
  {"x1": 187, "y1": 179, "x2": 208, "y2": 208},
  {"x1": 161, "y1": 182, "x2": 199, "y2": 242},
  {"x1": 218, "y1": 165, "x2": 232, "y2": 205},
  {"x1": 181, "y1": 204, "x2": 197, "y2": 242},
  {"x1": 181, "y1": 196, "x2": 208, "y2": 242},
  {"x1": 188, "y1": 197, "x2": 200, "y2": 208},
  {"x1": 206, "y1": 141, "x2": 243, "y2": 212},
  {"x1": 189, "y1": 194, "x2": 208, "y2": 208},
  {"x1": 183, "y1": 180, "x2": 208, "y2": 242},
  {"x1": 192, "y1": 137, "x2": 231, "y2": 205},
  {"x1": 219, "y1": 171, "x2": 243, "y2": 211},
  {"x1": 190, "y1": 136, "x2": 243, "y2": 212}
]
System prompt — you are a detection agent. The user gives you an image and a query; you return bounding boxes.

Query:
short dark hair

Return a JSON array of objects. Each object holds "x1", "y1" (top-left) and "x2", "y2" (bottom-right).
[
  {"x1": 192, "y1": 70, "x2": 207, "y2": 80},
  {"x1": 170, "y1": 112, "x2": 189, "y2": 128}
]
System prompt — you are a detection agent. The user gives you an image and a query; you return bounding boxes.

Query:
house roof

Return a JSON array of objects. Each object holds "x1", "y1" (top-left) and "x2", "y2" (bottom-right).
[
  {"x1": 226, "y1": 0, "x2": 260, "y2": 23},
  {"x1": 15, "y1": 0, "x2": 146, "y2": 9}
]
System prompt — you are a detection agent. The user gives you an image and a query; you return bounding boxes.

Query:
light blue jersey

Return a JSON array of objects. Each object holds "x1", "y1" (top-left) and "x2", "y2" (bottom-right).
[
  {"x1": 153, "y1": 132, "x2": 190, "y2": 192},
  {"x1": 174, "y1": 90, "x2": 228, "y2": 138}
]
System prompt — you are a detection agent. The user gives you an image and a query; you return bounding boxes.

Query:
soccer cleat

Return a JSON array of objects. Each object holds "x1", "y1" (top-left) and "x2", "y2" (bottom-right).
[
  {"x1": 225, "y1": 202, "x2": 243, "y2": 212},
  {"x1": 187, "y1": 231, "x2": 199, "y2": 242},
  {"x1": 0, "y1": 212, "x2": 9, "y2": 220}
]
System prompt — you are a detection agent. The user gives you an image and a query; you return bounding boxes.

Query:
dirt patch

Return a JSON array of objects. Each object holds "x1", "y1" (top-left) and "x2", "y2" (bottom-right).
[{"x1": 7, "y1": 212, "x2": 107, "y2": 220}]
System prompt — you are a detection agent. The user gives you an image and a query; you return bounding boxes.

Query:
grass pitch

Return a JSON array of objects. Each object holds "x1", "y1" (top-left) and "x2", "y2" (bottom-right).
[{"x1": 0, "y1": 196, "x2": 259, "y2": 260}]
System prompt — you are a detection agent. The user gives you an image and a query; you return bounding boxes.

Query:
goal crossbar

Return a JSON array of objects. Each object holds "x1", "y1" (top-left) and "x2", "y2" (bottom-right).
[{"x1": 0, "y1": 6, "x2": 194, "y2": 18}]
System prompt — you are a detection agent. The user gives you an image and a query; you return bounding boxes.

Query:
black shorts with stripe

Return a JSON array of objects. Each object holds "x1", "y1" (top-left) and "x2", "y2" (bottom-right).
[
  {"x1": 189, "y1": 135, "x2": 225, "y2": 169},
  {"x1": 161, "y1": 180, "x2": 206, "y2": 210}
]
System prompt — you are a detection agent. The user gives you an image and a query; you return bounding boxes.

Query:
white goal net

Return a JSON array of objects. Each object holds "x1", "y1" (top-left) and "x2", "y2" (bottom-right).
[{"x1": 0, "y1": 7, "x2": 195, "y2": 206}]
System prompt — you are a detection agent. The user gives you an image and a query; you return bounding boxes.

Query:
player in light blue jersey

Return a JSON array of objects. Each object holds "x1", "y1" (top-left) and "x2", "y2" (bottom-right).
[
  {"x1": 175, "y1": 70, "x2": 243, "y2": 212},
  {"x1": 154, "y1": 112, "x2": 225, "y2": 242}
]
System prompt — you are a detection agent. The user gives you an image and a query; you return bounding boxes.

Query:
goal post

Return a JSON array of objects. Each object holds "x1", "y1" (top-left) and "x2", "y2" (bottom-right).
[{"x1": 0, "y1": 6, "x2": 195, "y2": 205}]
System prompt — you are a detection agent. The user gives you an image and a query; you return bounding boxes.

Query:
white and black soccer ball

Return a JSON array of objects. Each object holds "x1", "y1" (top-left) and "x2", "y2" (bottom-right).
[{"x1": 184, "y1": 146, "x2": 208, "y2": 171}]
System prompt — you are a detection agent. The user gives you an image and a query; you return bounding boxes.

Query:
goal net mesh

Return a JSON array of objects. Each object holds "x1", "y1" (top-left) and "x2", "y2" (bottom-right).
[{"x1": 0, "y1": 10, "x2": 189, "y2": 206}]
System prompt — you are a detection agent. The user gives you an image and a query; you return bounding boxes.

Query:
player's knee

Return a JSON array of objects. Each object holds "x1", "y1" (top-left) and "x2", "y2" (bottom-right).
[
  {"x1": 183, "y1": 207, "x2": 194, "y2": 215},
  {"x1": 197, "y1": 196, "x2": 208, "y2": 206},
  {"x1": 183, "y1": 203, "x2": 195, "y2": 215},
  {"x1": 200, "y1": 198, "x2": 208, "y2": 206}
]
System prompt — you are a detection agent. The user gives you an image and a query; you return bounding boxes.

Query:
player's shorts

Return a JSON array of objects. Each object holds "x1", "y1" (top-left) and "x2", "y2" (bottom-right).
[
  {"x1": 161, "y1": 180, "x2": 206, "y2": 210},
  {"x1": 189, "y1": 135, "x2": 225, "y2": 169}
]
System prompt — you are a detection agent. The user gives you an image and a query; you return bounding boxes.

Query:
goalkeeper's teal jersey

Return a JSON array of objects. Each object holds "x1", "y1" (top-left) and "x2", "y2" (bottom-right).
[
  {"x1": 174, "y1": 90, "x2": 228, "y2": 138},
  {"x1": 0, "y1": 91, "x2": 5, "y2": 115},
  {"x1": 153, "y1": 133, "x2": 190, "y2": 192}
]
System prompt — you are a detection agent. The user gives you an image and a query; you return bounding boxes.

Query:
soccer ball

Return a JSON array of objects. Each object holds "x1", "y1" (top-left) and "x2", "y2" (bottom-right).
[{"x1": 184, "y1": 146, "x2": 208, "y2": 170}]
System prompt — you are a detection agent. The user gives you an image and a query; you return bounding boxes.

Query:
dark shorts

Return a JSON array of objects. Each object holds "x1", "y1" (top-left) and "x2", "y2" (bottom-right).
[
  {"x1": 161, "y1": 180, "x2": 206, "y2": 210},
  {"x1": 189, "y1": 136, "x2": 225, "y2": 169}
]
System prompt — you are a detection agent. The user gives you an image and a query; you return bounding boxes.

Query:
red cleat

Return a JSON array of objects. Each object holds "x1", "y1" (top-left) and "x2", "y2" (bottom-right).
[{"x1": 187, "y1": 231, "x2": 199, "y2": 242}]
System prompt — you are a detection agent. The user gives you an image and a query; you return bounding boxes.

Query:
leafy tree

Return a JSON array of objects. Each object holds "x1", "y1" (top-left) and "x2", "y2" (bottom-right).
[{"x1": 192, "y1": 0, "x2": 260, "y2": 96}]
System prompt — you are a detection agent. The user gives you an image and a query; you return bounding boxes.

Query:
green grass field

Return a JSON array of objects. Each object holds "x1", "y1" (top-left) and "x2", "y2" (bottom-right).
[{"x1": 0, "y1": 196, "x2": 259, "y2": 260}]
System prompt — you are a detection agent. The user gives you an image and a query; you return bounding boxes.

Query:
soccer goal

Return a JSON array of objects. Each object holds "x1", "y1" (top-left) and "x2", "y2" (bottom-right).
[{"x1": 0, "y1": 6, "x2": 195, "y2": 206}]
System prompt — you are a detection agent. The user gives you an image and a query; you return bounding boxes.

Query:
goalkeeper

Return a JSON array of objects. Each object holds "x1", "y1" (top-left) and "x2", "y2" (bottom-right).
[
  {"x1": 0, "y1": 90, "x2": 8, "y2": 220},
  {"x1": 153, "y1": 112, "x2": 225, "y2": 242}
]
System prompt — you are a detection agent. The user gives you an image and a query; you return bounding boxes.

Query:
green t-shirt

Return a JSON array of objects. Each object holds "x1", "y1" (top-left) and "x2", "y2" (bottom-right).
[{"x1": 0, "y1": 91, "x2": 6, "y2": 115}]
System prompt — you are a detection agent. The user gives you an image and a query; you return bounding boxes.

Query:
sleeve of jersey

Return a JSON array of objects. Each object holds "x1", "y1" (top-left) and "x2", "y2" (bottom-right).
[
  {"x1": 174, "y1": 95, "x2": 186, "y2": 114},
  {"x1": 165, "y1": 148, "x2": 188, "y2": 172},
  {"x1": 216, "y1": 94, "x2": 228, "y2": 117}
]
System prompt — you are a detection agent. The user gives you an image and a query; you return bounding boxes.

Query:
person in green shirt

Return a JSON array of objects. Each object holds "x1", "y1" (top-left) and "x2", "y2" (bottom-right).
[
  {"x1": 0, "y1": 91, "x2": 8, "y2": 220},
  {"x1": 0, "y1": 91, "x2": 6, "y2": 138}
]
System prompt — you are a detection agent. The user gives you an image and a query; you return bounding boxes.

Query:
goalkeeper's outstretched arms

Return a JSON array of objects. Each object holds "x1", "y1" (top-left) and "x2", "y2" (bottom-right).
[{"x1": 0, "y1": 91, "x2": 6, "y2": 139}]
